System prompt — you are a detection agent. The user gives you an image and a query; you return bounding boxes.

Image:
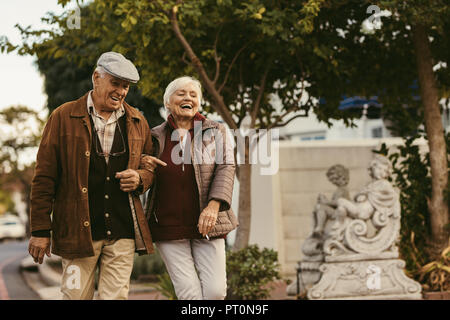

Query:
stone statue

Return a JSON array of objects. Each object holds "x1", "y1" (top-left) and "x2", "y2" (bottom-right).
[
  {"x1": 288, "y1": 155, "x2": 422, "y2": 299},
  {"x1": 322, "y1": 154, "x2": 401, "y2": 259},
  {"x1": 288, "y1": 164, "x2": 351, "y2": 296},
  {"x1": 313, "y1": 164, "x2": 350, "y2": 237}
]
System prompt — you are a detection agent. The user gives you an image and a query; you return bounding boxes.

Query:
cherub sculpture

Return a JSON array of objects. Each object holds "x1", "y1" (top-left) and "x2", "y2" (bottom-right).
[
  {"x1": 324, "y1": 154, "x2": 401, "y2": 257},
  {"x1": 312, "y1": 164, "x2": 350, "y2": 237},
  {"x1": 302, "y1": 164, "x2": 350, "y2": 258}
]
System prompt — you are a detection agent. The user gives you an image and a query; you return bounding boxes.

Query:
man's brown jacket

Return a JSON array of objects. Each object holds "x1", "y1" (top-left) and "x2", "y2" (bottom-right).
[{"x1": 30, "y1": 93, "x2": 154, "y2": 259}]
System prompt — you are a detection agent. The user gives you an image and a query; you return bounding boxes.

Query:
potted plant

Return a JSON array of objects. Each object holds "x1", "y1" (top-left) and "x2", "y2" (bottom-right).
[{"x1": 418, "y1": 245, "x2": 450, "y2": 300}]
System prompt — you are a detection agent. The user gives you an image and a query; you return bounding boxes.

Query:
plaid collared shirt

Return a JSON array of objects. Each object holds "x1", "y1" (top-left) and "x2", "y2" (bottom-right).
[{"x1": 87, "y1": 91, "x2": 126, "y2": 164}]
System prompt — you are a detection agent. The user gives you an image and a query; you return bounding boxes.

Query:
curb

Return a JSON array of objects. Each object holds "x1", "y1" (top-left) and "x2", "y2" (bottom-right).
[
  {"x1": 20, "y1": 257, "x2": 62, "y2": 300},
  {"x1": 38, "y1": 256, "x2": 62, "y2": 287}
]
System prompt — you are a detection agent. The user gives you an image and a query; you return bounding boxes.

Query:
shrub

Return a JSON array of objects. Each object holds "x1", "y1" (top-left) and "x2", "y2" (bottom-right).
[
  {"x1": 151, "y1": 272, "x2": 177, "y2": 300},
  {"x1": 226, "y1": 244, "x2": 281, "y2": 300},
  {"x1": 417, "y1": 246, "x2": 450, "y2": 292},
  {"x1": 131, "y1": 249, "x2": 166, "y2": 281}
]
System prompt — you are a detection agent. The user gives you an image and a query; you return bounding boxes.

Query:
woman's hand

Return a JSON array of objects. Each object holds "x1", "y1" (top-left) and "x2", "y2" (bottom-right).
[
  {"x1": 198, "y1": 200, "x2": 221, "y2": 237},
  {"x1": 140, "y1": 155, "x2": 167, "y2": 173}
]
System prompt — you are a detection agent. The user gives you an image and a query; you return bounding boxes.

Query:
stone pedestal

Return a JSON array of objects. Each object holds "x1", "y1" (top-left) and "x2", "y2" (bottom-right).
[{"x1": 307, "y1": 259, "x2": 422, "y2": 300}]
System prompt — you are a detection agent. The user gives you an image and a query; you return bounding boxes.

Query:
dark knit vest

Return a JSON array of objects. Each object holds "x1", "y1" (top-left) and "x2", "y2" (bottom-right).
[
  {"x1": 149, "y1": 121, "x2": 202, "y2": 241},
  {"x1": 88, "y1": 115, "x2": 134, "y2": 241}
]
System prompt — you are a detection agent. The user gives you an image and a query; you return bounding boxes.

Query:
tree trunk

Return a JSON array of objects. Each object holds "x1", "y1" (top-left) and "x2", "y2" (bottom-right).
[
  {"x1": 233, "y1": 163, "x2": 252, "y2": 251},
  {"x1": 412, "y1": 24, "x2": 449, "y2": 251},
  {"x1": 232, "y1": 134, "x2": 253, "y2": 251}
]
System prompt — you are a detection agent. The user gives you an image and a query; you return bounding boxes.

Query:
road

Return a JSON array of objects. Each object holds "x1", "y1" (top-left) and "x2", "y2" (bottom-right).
[{"x1": 0, "y1": 239, "x2": 40, "y2": 300}]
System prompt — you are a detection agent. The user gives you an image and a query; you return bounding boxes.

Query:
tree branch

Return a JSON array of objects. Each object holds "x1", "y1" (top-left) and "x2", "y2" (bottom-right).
[
  {"x1": 181, "y1": 51, "x2": 190, "y2": 65},
  {"x1": 271, "y1": 112, "x2": 308, "y2": 129},
  {"x1": 213, "y1": 27, "x2": 222, "y2": 85},
  {"x1": 250, "y1": 63, "x2": 270, "y2": 128},
  {"x1": 169, "y1": 6, "x2": 237, "y2": 129},
  {"x1": 267, "y1": 104, "x2": 300, "y2": 130},
  {"x1": 218, "y1": 43, "x2": 249, "y2": 94},
  {"x1": 265, "y1": 76, "x2": 308, "y2": 129}
]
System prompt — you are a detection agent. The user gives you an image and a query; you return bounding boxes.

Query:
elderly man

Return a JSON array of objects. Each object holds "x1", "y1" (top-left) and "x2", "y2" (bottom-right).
[{"x1": 28, "y1": 52, "x2": 154, "y2": 300}]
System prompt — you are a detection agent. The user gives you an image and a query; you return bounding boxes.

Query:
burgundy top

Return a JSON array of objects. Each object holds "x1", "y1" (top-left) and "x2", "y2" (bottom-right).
[{"x1": 149, "y1": 113, "x2": 207, "y2": 241}]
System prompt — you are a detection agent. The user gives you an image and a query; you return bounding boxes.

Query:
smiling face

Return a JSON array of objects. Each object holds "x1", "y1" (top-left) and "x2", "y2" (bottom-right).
[
  {"x1": 92, "y1": 71, "x2": 130, "y2": 112},
  {"x1": 166, "y1": 82, "x2": 200, "y2": 121},
  {"x1": 369, "y1": 160, "x2": 389, "y2": 180}
]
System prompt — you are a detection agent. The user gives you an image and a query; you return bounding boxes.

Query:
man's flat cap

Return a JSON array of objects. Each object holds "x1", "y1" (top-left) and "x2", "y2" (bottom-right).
[{"x1": 97, "y1": 51, "x2": 140, "y2": 83}]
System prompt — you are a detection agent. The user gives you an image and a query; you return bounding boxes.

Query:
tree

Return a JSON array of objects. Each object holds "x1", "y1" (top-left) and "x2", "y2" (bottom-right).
[
  {"x1": 306, "y1": 0, "x2": 449, "y2": 252},
  {"x1": 0, "y1": 189, "x2": 15, "y2": 216},
  {"x1": 1, "y1": 0, "x2": 333, "y2": 250},
  {"x1": 0, "y1": 106, "x2": 45, "y2": 233}
]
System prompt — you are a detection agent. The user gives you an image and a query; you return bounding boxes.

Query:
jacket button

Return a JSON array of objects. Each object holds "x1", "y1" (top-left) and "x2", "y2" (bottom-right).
[
  {"x1": 105, "y1": 213, "x2": 110, "y2": 218},
  {"x1": 106, "y1": 177, "x2": 110, "y2": 181},
  {"x1": 83, "y1": 221, "x2": 90, "y2": 227},
  {"x1": 82, "y1": 187, "x2": 88, "y2": 193},
  {"x1": 85, "y1": 151, "x2": 90, "y2": 157},
  {"x1": 105, "y1": 194, "x2": 109, "y2": 199},
  {"x1": 106, "y1": 231, "x2": 111, "y2": 236}
]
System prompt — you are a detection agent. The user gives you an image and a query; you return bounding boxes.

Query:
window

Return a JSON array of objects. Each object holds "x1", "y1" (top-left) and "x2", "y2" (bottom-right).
[{"x1": 372, "y1": 127, "x2": 382, "y2": 138}]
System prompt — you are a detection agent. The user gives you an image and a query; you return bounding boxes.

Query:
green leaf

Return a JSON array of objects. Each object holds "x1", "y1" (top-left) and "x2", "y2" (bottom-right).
[
  {"x1": 121, "y1": 19, "x2": 129, "y2": 29},
  {"x1": 142, "y1": 34, "x2": 150, "y2": 47},
  {"x1": 53, "y1": 49, "x2": 65, "y2": 59},
  {"x1": 252, "y1": 13, "x2": 263, "y2": 20}
]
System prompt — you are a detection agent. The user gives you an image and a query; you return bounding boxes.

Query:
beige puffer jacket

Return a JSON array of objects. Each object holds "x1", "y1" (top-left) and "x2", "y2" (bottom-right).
[{"x1": 143, "y1": 118, "x2": 238, "y2": 238}]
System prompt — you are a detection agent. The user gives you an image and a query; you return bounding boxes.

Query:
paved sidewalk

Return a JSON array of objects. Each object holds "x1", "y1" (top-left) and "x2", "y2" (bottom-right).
[
  {"x1": 21, "y1": 256, "x2": 166, "y2": 300},
  {"x1": 21, "y1": 256, "x2": 289, "y2": 300}
]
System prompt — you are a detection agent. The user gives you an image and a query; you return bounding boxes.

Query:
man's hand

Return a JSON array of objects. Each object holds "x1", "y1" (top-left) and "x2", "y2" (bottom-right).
[
  {"x1": 140, "y1": 155, "x2": 167, "y2": 173},
  {"x1": 198, "y1": 200, "x2": 220, "y2": 237},
  {"x1": 28, "y1": 236, "x2": 51, "y2": 264},
  {"x1": 115, "y1": 169, "x2": 141, "y2": 192}
]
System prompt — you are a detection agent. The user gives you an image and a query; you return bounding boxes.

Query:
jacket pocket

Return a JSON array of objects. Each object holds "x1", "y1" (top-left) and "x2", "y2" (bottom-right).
[{"x1": 51, "y1": 199, "x2": 72, "y2": 239}]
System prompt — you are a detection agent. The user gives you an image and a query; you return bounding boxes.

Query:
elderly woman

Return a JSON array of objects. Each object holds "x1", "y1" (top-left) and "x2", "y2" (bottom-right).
[{"x1": 141, "y1": 76, "x2": 237, "y2": 300}]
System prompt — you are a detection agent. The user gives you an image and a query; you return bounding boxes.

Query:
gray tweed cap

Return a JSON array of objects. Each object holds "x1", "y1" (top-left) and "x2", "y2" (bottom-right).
[{"x1": 97, "y1": 51, "x2": 140, "y2": 83}]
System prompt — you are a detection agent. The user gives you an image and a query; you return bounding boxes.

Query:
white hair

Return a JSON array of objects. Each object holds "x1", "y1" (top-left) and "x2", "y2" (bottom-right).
[
  {"x1": 163, "y1": 76, "x2": 202, "y2": 109},
  {"x1": 91, "y1": 66, "x2": 107, "y2": 88}
]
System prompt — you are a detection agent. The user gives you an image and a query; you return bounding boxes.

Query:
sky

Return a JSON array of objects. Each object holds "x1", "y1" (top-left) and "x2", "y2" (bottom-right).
[
  {"x1": 0, "y1": 1, "x2": 68, "y2": 166},
  {"x1": 0, "y1": 0, "x2": 65, "y2": 115}
]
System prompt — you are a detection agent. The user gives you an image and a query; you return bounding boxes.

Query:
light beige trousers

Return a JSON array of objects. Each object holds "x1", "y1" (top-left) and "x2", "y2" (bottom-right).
[
  {"x1": 156, "y1": 238, "x2": 227, "y2": 300},
  {"x1": 61, "y1": 239, "x2": 135, "y2": 300}
]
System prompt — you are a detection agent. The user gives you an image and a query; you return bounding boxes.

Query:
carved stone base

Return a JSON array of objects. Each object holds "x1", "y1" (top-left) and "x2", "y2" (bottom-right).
[
  {"x1": 307, "y1": 259, "x2": 422, "y2": 300},
  {"x1": 286, "y1": 261, "x2": 322, "y2": 296}
]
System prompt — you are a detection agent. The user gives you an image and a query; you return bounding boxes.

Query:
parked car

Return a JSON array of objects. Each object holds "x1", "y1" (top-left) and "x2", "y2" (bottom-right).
[{"x1": 0, "y1": 214, "x2": 26, "y2": 241}]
